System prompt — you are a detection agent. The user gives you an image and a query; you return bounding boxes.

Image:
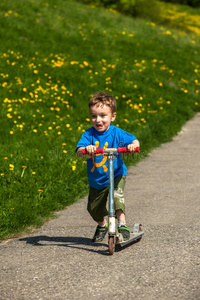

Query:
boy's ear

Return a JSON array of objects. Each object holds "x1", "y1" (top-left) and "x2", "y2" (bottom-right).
[{"x1": 111, "y1": 112, "x2": 116, "y2": 122}]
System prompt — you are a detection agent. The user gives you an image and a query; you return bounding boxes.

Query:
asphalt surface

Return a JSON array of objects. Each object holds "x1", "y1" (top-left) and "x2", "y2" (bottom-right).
[{"x1": 1, "y1": 113, "x2": 200, "y2": 300}]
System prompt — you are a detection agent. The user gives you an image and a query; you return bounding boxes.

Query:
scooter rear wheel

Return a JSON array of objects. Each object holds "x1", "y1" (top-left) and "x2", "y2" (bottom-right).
[{"x1": 108, "y1": 236, "x2": 115, "y2": 255}]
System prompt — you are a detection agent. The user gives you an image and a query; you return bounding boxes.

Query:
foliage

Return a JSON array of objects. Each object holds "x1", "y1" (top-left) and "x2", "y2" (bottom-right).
[
  {"x1": 74, "y1": 0, "x2": 160, "y2": 20},
  {"x1": 0, "y1": 0, "x2": 199, "y2": 239},
  {"x1": 160, "y1": 0, "x2": 200, "y2": 8},
  {"x1": 158, "y1": 1, "x2": 200, "y2": 35}
]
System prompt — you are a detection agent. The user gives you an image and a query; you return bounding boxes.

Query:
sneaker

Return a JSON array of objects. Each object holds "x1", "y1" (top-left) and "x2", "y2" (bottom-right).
[
  {"x1": 92, "y1": 224, "x2": 108, "y2": 242},
  {"x1": 118, "y1": 225, "x2": 130, "y2": 241}
]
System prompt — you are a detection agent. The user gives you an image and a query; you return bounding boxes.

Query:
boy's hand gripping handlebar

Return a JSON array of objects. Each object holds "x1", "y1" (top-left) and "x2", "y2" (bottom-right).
[{"x1": 82, "y1": 147, "x2": 140, "y2": 155}]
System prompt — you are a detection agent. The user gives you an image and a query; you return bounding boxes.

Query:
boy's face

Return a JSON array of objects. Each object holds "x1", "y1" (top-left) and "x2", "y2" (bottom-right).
[{"x1": 90, "y1": 103, "x2": 116, "y2": 132}]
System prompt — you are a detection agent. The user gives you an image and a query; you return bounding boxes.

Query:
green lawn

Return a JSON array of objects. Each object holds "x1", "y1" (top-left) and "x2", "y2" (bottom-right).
[{"x1": 0, "y1": 0, "x2": 199, "y2": 239}]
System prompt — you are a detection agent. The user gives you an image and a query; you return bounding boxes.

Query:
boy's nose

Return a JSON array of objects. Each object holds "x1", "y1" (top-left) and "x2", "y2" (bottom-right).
[{"x1": 96, "y1": 115, "x2": 101, "y2": 122}]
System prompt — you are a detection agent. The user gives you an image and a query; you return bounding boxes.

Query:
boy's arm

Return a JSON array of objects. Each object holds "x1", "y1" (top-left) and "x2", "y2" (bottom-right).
[{"x1": 127, "y1": 140, "x2": 140, "y2": 153}]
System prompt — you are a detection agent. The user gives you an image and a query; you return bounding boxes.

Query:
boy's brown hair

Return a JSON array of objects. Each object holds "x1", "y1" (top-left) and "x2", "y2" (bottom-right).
[{"x1": 89, "y1": 91, "x2": 116, "y2": 113}]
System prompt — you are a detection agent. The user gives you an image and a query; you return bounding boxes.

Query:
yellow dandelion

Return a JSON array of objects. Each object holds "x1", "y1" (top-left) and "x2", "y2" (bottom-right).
[
  {"x1": 72, "y1": 165, "x2": 76, "y2": 171},
  {"x1": 32, "y1": 172, "x2": 36, "y2": 175},
  {"x1": 7, "y1": 113, "x2": 12, "y2": 119}
]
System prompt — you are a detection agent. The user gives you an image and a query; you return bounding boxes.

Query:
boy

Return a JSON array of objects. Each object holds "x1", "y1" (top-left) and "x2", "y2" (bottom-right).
[{"x1": 76, "y1": 91, "x2": 139, "y2": 242}]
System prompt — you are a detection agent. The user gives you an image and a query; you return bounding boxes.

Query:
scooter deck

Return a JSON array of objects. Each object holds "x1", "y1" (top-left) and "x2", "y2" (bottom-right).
[{"x1": 115, "y1": 223, "x2": 144, "y2": 248}]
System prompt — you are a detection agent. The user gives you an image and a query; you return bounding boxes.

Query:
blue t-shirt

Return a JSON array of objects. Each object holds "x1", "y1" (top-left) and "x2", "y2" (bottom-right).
[{"x1": 76, "y1": 125, "x2": 137, "y2": 189}]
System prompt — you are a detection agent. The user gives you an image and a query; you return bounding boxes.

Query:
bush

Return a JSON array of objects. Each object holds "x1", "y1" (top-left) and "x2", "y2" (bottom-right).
[
  {"x1": 116, "y1": 0, "x2": 160, "y2": 20},
  {"x1": 160, "y1": 0, "x2": 200, "y2": 8},
  {"x1": 74, "y1": 0, "x2": 160, "y2": 20}
]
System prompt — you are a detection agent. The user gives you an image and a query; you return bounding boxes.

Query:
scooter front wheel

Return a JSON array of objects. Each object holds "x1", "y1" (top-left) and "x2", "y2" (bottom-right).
[{"x1": 108, "y1": 236, "x2": 115, "y2": 255}]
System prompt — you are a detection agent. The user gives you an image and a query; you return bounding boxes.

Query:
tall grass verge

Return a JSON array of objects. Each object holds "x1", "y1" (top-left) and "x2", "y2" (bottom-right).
[{"x1": 0, "y1": 0, "x2": 199, "y2": 239}]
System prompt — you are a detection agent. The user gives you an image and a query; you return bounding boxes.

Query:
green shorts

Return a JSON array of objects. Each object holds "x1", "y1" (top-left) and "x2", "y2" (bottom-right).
[{"x1": 87, "y1": 175, "x2": 126, "y2": 222}]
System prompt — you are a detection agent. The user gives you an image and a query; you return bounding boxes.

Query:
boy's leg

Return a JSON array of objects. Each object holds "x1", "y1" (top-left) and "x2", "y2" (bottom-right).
[
  {"x1": 114, "y1": 175, "x2": 126, "y2": 215},
  {"x1": 87, "y1": 186, "x2": 109, "y2": 242},
  {"x1": 114, "y1": 176, "x2": 130, "y2": 240},
  {"x1": 87, "y1": 185, "x2": 109, "y2": 222}
]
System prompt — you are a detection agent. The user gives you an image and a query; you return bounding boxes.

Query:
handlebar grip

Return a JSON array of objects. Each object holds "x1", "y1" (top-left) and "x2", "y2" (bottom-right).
[
  {"x1": 117, "y1": 147, "x2": 140, "y2": 153},
  {"x1": 82, "y1": 148, "x2": 104, "y2": 155},
  {"x1": 117, "y1": 147, "x2": 128, "y2": 153}
]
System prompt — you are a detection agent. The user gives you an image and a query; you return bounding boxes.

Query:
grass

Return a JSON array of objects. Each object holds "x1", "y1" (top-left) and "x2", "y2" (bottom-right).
[{"x1": 0, "y1": 0, "x2": 199, "y2": 240}]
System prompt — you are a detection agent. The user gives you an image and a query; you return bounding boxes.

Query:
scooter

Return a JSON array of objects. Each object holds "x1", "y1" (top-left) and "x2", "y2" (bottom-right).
[{"x1": 82, "y1": 146, "x2": 144, "y2": 255}]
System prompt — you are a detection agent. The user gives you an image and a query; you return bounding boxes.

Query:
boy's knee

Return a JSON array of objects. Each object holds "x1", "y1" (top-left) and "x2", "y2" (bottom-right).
[{"x1": 87, "y1": 203, "x2": 108, "y2": 222}]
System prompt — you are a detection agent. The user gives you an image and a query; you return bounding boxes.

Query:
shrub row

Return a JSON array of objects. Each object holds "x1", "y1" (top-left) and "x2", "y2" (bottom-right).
[
  {"x1": 74, "y1": 0, "x2": 160, "y2": 20},
  {"x1": 160, "y1": 0, "x2": 200, "y2": 8}
]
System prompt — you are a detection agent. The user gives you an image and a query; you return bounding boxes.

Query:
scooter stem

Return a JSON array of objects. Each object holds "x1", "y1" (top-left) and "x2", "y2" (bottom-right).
[
  {"x1": 108, "y1": 153, "x2": 115, "y2": 217},
  {"x1": 108, "y1": 153, "x2": 116, "y2": 235}
]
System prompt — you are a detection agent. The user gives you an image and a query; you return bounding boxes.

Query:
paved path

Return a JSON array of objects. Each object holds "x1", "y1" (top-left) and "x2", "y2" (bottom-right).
[{"x1": 1, "y1": 113, "x2": 200, "y2": 300}]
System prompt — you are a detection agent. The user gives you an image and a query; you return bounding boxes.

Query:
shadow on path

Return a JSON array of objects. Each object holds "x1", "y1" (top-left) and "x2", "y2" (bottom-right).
[{"x1": 19, "y1": 235, "x2": 110, "y2": 256}]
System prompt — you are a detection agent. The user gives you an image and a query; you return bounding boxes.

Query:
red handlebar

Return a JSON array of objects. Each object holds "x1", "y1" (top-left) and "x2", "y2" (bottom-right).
[
  {"x1": 82, "y1": 148, "x2": 103, "y2": 155},
  {"x1": 117, "y1": 147, "x2": 140, "y2": 153},
  {"x1": 82, "y1": 147, "x2": 140, "y2": 155}
]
